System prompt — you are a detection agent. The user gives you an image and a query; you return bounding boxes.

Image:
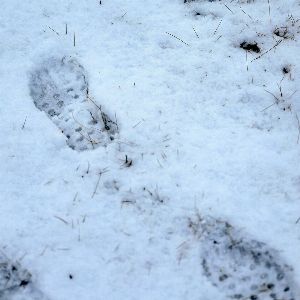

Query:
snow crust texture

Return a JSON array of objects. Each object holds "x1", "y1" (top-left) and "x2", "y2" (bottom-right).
[
  {"x1": 29, "y1": 56, "x2": 117, "y2": 151},
  {"x1": 1, "y1": 0, "x2": 300, "y2": 299},
  {"x1": 195, "y1": 217, "x2": 297, "y2": 300},
  {"x1": 0, "y1": 253, "x2": 31, "y2": 298}
]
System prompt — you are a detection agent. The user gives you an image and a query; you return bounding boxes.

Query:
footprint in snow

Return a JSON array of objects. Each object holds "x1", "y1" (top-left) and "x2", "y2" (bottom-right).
[
  {"x1": 193, "y1": 216, "x2": 298, "y2": 300},
  {"x1": 29, "y1": 56, "x2": 118, "y2": 151},
  {"x1": 0, "y1": 251, "x2": 49, "y2": 300}
]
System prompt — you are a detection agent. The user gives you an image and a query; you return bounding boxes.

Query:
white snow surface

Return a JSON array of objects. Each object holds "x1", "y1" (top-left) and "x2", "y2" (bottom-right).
[{"x1": 0, "y1": 0, "x2": 300, "y2": 299}]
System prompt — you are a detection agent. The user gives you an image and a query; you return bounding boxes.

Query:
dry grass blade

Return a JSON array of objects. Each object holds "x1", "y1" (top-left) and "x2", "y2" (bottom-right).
[
  {"x1": 54, "y1": 215, "x2": 69, "y2": 225},
  {"x1": 251, "y1": 40, "x2": 283, "y2": 62},
  {"x1": 166, "y1": 32, "x2": 190, "y2": 46},
  {"x1": 296, "y1": 114, "x2": 300, "y2": 144}
]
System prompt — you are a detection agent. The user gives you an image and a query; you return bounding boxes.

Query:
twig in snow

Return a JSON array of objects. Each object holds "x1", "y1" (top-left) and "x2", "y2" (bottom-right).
[
  {"x1": 240, "y1": 7, "x2": 252, "y2": 20},
  {"x1": 133, "y1": 121, "x2": 142, "y2": 128},
  {"x1": 39, "y1": 246, "x2": 49, "y2": 256},
  {"x1": 91, "y1": 168, "x2": 109, "y2": 198},
  {"x1": 251, "y1": 40, "x2": 283, "y2": 62},
  {"x1": 223, "y1": 4, "x2": 234, "y2": 14},
  {"x1": 114, "y1": 112, "x2": 119, "y2": 133},
  {"x1": 118, "y1": 12, "x2": 127, "y2": 19},
  {"x1": 215, "y1": 35, "x2": 222, "y2": 42},
  {"x1": 54, "y1": 215, "x2": 69, "y2": 225},
  {"x1": 261, "y1": 101, "x2": 277, "y2": 112},
  {"x1": 166, "y1": 32, "x2": 190, "y2": 46},
  {"x1": 122, "y1": 155, "x2": 133, "y2": 168},
  {"x1": 48, "y1": 26, "x2": 60, "y2": 36},
  {"x1": 157, "y1": 158, "x2": 163, "y2": 168},
  {"x1": 73, "y1": 192, "x2": 78, "y2": 204},
  {"x1": 193, "y1": 27, "x2": 199, "y2": 39},
  {"x1": 265, "y1": 89, "x2": 280, "y2": 102},
  {"x1": 296, "y1": 114, "x2": 300, "y2": 144},
  {"x1": 121, "y1": 199, "x2": 136, "y2": 208},
  {"x1": 78, "y1": 221, "x2": 81, "y2": 242},
  {"x1": 213, "y1": 20, "x2": 222, "y2": 36},
  {"x1": 21, "y1": 116, "x2": 27, "y2": 130},
  {"x1": 87, "y1": 95, "x2": 102, "y2": 111},
  {"x1": 92, "y1": 174, "x2": 102, "y2": 199},
  {"x1": 263, "y1": 83, "x2": 296, "y2": 112},
  {"x1": 143, "y1": 186, "x2": 165, "y2": 203}
]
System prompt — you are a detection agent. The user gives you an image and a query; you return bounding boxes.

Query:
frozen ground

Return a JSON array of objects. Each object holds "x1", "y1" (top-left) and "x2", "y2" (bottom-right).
[{"x1": 0, "y1": 0, "x2": 300, "y2": 299}]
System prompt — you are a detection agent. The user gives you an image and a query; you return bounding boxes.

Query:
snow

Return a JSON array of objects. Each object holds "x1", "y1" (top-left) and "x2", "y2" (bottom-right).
[{"x1": 0, "y1": 0, "x2": 300, "y2": 299}]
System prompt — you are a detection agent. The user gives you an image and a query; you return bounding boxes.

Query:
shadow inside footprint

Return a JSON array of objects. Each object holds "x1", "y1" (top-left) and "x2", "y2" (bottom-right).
[{"x1": 29, "y1": 56, "x2": 118, "y2": 151}]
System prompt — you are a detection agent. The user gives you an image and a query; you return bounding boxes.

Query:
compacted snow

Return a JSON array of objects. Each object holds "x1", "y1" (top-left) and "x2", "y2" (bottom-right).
[{"x1": 0, "y1": 0, "x2": 300, "y2": 299}]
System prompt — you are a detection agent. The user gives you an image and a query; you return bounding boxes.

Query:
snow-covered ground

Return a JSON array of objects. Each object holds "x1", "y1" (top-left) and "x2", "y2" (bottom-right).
[{"x1": 1, "y1": 0, "x2": 300, "y2": 299}]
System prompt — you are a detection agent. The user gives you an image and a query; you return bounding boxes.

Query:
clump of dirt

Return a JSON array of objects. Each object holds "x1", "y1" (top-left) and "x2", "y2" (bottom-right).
[
  {"x1": 240, "y1": 41, "x2": 261, "y2": 53},
  {"x1": 282, "y1": 65, "x2": 290, "y2": 74},
  {"x1": 194, "y1": 11, "x2": 203, "y2": 16}
]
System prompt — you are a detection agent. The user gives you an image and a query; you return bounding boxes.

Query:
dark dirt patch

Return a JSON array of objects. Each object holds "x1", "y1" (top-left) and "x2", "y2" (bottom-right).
[{"x1": 240, "y1": 41, "x2": 261, "y2": 53}]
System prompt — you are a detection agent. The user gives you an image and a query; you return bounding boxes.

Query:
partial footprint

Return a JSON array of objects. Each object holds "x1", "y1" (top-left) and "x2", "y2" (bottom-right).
[
  {"x1": 29, "y1": 56, "x2": 118, "y2": 151},
  {"x1": 0, "y1": 251, "x2": 31, "y2": 298},
  {"x1": 0, "y1": 251, "x2": 47, "y2": 300},
  {"x1": 192, "y1": 216, "x2": 297, "y2": 300}
]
